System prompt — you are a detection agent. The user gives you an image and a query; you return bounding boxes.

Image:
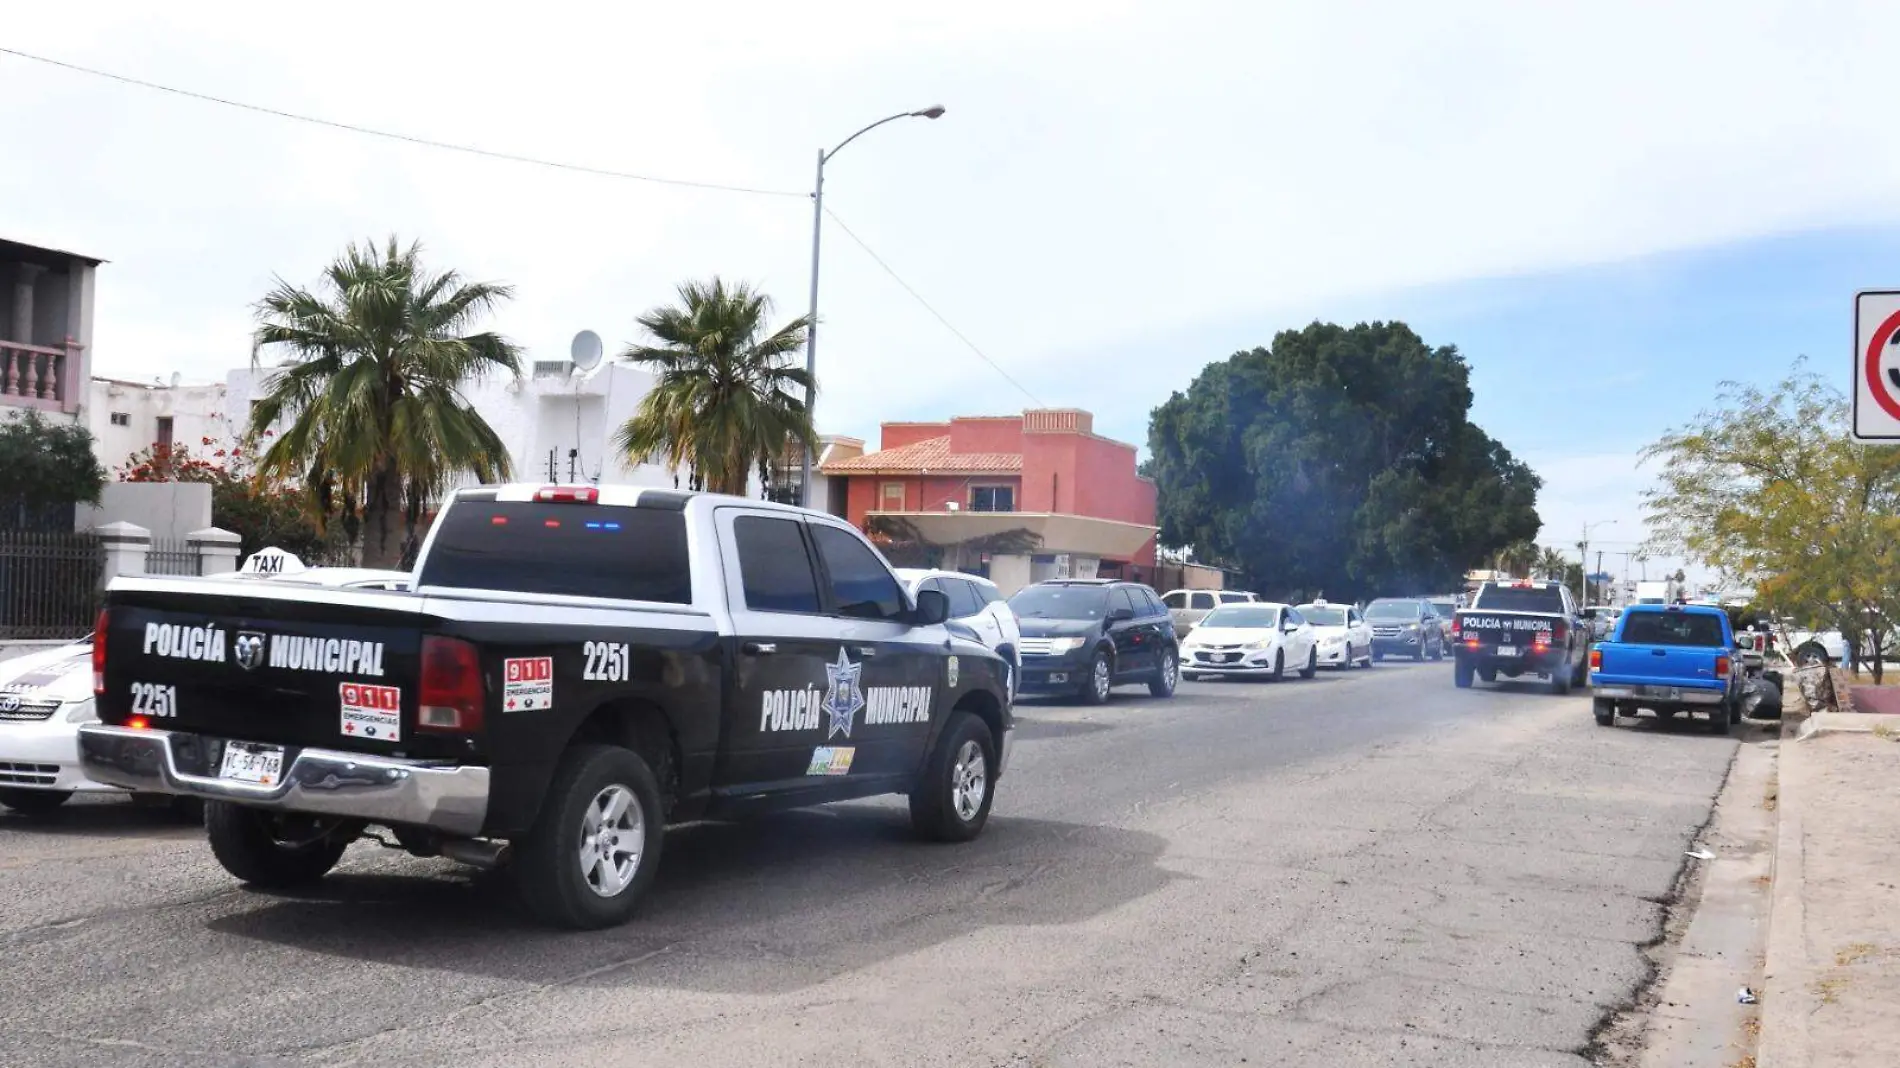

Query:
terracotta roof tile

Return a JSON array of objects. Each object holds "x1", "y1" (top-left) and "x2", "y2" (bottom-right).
[{"x1": 821, "y1": 435, "x2": 1021, "y2": 474}]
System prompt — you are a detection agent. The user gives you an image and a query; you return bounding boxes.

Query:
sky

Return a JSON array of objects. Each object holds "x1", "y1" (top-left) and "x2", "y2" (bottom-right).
[{"x1": 4, "y1": 0, "x2": 1894, "y2": 588}]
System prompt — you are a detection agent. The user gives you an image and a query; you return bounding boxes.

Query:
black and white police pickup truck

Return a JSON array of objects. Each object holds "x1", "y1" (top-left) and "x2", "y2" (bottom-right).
[
  {"x1": 1450, "y1": 579, "x2": 1590, "y2": 694},
  {"x1": 78, "y1": 485, "x2": 1012, "y2": 929}
]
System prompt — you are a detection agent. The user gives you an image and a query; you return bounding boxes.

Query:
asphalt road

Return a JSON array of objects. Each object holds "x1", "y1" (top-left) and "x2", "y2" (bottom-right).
[{"x1": 0, "y1": 660, "x2": 1739, "y2": 1068}]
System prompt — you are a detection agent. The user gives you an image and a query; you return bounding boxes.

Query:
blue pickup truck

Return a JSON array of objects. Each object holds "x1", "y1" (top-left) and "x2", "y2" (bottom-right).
[{"x1": 1589, "y1": 604, "x2": 1742, "y2": 735}]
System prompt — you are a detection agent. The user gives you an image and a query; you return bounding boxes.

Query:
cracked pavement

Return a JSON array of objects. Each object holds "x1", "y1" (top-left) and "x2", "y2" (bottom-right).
[{"x1": 0, "y1": 661, "x2": 1736, "y2": 1067}]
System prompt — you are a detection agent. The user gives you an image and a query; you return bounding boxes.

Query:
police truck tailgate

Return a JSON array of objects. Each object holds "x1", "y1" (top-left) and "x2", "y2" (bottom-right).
[{"x1": 96, "y1": 578, "x2": 453, "y2": 763}]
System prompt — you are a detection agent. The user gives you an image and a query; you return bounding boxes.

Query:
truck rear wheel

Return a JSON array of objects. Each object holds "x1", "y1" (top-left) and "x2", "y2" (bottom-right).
[
  {"x1": 1548, "y1": 669, "x2": 1572, "y2": 696},
  {"x1": 1704, "y1": 708, "x2": 1731, "y2": 735},
  {"x1": 910, "y1": 711, "x2": 997, "y2": 843},
  {"x1": 1593, "y1": 698, "x2": 1615, "y2": 726},
  {"x1": 1453, "y1": 659, "x2": 1473, "y2": 688},
  {"x1": 205, "y1": 802, "x2": 354, "y2": 888},
  {"x1": 513, "y1": 744, "x2": 664, "y2": 930}
]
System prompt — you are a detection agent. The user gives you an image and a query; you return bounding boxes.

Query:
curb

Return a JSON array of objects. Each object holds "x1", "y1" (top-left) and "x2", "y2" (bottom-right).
[{"x1": 1757, "y1": 720, "x2": 1809, "y2": 1068}]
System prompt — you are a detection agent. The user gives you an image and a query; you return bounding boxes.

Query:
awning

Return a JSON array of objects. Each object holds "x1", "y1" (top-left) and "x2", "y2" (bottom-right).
[{"x1": 869, "y1": 511, "x2": 1156, "y2": 559}]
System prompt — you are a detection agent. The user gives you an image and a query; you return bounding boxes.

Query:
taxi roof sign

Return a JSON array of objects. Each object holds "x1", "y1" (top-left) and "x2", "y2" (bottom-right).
[{"x1": 240, "y1": 547, "x2": 307, "y2": 575}]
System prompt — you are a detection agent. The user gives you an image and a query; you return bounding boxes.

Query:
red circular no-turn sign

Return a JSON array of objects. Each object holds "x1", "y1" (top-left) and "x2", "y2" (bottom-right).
[{"x1": 1866, "y1": 307, "x2": 1900, "y2": 422}]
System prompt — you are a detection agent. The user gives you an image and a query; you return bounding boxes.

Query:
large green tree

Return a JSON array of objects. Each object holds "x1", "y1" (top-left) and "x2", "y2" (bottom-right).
[
  {"x1": 1643, "y1": 362, "x2": 1900, "y2": 679},
  {"x1": 1147, "y1": 321, "x2": 1541, "y2": 600},
  {"x1": 613, "y1": 277, "x2": 814, "y2": 497},
  {"x1": 0, "y1": 411, "x2": 104, "y2": 529},
  {"x1": 248, "y1": 238, "x2": 521, "y2": 567}
]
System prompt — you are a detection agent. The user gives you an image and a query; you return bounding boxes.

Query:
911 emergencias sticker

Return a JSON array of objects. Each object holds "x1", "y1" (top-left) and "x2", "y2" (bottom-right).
[
  {"x1": 807, "y1": 746, "x2": 855, "y2": 776},
  {"x1": 503, "y1": 657, "x2": 554, "y2": 712},
  {"x1": 340, "y1": 682, "x2": 401, "y2": 742}
]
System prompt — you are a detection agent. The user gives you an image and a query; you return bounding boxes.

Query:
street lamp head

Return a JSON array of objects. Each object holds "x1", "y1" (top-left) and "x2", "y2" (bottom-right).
[{"x1": 914, "y1": 106, "x2": 947, "y2": 119}]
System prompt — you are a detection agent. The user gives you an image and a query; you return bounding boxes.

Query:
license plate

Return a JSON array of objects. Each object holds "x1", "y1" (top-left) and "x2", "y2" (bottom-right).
[
  {"x1": 1048, "y1": 673, "x2": 1067, "y2": 684},
  {"x1": 219, "y1": 741, "x2": 285, "y2": 786},
  {"x1": 1218, "y1": 653, "x2": 1240, "y2": 663},
  {"x1": 1496, "y1": 645, "x2": 1518, "y2": 656},
  {"x1": 1641, "y1": 686, "x2": 1682, "y2": 700}
]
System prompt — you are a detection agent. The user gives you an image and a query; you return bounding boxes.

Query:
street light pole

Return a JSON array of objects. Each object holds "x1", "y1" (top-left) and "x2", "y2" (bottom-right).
[
  {"x1": 799, "y1": 105, "x2": 947, "y2": 508},
  {"x1": 1580, "y1": 519, "x2": 1617, "y2": 609}
]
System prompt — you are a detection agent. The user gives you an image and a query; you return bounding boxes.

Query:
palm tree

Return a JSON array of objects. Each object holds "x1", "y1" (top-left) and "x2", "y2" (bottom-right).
[
  {"x1": 613, "y1": 277, "x2": 814, "y2": 497},
  {"x1": 1536, "y1": 547, "x2": 1569, "y2": 581},
  {"x1": 1494, "y1": 539, "x2": 1537, "y2": 577},
  {"x1": 249, "y1": 238, "x2": 521, "y2": 567}
]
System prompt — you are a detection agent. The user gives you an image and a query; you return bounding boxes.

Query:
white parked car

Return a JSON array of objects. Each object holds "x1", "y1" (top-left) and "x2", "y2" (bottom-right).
[
  {"x1": 1162, "y1": 588, "x2": 1257, "y2": 638},
  {"x1": 1295, "y1": 600, "x2": 1373, "y2": 669},
  {"x1": 1179, "y1": 602, "x2": 1319, "y2": 681},
  {"x1": 0, "y1": 562, "x2": 412, "y2": 817},
  {"x1": 0, "y1": 639, "x2": 113, "y2": 814},
  {"x1": 895, "y1": 569, "x2": 1021, "y2": 699}
]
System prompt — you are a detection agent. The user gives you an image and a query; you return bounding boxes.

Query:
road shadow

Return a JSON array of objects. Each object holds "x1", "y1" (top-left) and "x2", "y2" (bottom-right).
[
  {"x1": 0, "y1": 798, "x2": 202, "y2": 838},
  {"x1": 204, "y1": 809, "x2": 1176, "y2": 995},
  {"x1": 1011, "y1": 716, "x2": 1115, "y2": 741}
]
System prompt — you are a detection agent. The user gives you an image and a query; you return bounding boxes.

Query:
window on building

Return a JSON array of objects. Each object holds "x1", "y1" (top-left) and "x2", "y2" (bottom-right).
[
  {"x1": 880, "y1": 482, "x2": 906, "y2": 512},
  {"x1": 109, "y1": 412, "x2": 129, "y2": 427},
  {"x1": 970, "y1": 485, "x2": 1014, "y2": 512},
  {"x1": 155, "y1": 416, "x2": 174, "y2": 450},
  {"x1": 810, "y1": 524, "x2": 905, "y2": 622},
  {"x1": 734, "y1": 516, "x2": 822, "y2": 614}
]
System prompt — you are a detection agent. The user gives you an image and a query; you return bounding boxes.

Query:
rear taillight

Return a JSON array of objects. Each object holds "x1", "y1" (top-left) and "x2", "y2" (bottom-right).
[
  {"x1": 1551, "y1": 622, "x2": 1567, "y2": 644},
  {"x1": 1715, "y1": 655, "x2": 1731, "y2": 679},
  {"x1": 92, "y1": 609, "x2": 108, "y2": 695},
  {"x1": 418, "y1": 636, "x2": 485, "y2": 734},
  {"x1": 1589, "y1": 648, "x2": 1602, "y2": 671},
  {"x1": 534, "y1": 485, "x2": 598, "y2": 504},
  {"x1": 1449, "y1": 616, "x2": 1462, "y2": 638}
]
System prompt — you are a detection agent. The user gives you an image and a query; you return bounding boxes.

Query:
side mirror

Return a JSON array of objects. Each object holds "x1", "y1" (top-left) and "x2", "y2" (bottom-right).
[
  {"x1": 914, "y1": 589, "x2": 950, "y2": 626},
  {"x1": 1283, "y1": 621, "x2": 1299, "y2": 633},
  {"x1": 1108, "y1": 607, "x2": 1135, "y2": 623}
]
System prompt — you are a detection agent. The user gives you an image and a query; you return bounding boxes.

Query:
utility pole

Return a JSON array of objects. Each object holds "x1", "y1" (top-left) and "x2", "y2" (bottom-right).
[
  {"x1": 1580, "y1": 519, "x2": 1618, "y2": 609},
  {"x1": 1596, "y1": 550, "x2": 1604, "y2": 607}
]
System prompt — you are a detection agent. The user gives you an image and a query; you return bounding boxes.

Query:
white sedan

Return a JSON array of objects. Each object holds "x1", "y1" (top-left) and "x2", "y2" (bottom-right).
[
  {"x1": 1296, "y1": 600, "x2": 1374, "y2": 669},
  {"x1": 0, "y1": 639, "x2": 112, "y2": 814},
  {"x1": 1179, "y1": 603, "x2": 1320, "y2": 681},
  {"x1": 895, "y1": 568, "x2": 1021, "y2": 700}
]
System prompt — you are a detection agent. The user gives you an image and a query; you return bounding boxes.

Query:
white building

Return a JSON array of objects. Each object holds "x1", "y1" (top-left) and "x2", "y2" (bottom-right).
[
  {"x1": 87, "y1": 376, "x2": 232, "y2": 475},
  {"x1": 223, "y1": 357, "x2": 721, "y2": 497}
]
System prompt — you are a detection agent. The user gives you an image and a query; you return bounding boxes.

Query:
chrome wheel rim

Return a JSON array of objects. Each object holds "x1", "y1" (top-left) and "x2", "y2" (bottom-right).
[
  {"x1": 951, "y1": 740, "x2": 988, "y2": 822},
  {"x1": 1163, "y1": 657, "x2": 1178, "y2": 691},
  {"x1": 578, "y1": 784, "x2": 644, "y2": 899},
  {"x1": 1093, "y1": 657, "x2": 1111, "y2": 699}
]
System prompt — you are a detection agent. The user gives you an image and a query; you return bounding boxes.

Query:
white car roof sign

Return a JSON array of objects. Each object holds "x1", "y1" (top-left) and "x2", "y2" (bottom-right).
[{"x1": 240, "y1": 547, "x2": 307, "y2": 575}]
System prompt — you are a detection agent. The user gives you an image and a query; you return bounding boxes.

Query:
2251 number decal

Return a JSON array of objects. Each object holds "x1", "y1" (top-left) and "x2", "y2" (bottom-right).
[
  {"x1": 129, "y1": 681, "x2": 178, "y2": 718},
  {"x1": 582, "y1": 641, "x2": 630, "y2": 682}
]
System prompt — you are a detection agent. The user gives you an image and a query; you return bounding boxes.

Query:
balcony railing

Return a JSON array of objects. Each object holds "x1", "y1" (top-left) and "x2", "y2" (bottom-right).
[{"x1": 0, "y1": 338, "x2": 82, "y2": 414}]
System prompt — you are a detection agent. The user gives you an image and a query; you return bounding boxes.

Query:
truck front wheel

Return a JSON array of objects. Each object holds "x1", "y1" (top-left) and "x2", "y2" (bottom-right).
[
  {"x1": 205, "y1": 802, "x2": 355, "y2": 888},
  {"x1": 513, "y1": 744, "x2": 664, "y2": 930},
  {"x1": 911, "y1": 711, "x2": 997, "y2": 843}
]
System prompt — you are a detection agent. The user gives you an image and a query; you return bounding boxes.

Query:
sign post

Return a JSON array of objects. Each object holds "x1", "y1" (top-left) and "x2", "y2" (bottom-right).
[{"x1": 1852, "y1": 291, "x2": 1900, "y2": 442}]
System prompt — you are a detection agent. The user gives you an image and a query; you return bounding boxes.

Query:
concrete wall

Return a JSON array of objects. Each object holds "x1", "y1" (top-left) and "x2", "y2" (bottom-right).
[
  {"x1": 75, "y1": 482, "x2": 213, "y2": 542},
  {"x1": 880, "y1": 422, "x2": 949, "y2": 450},
  {"x1": 88, "y1": 378, "x2": 232, "y2": 473}
]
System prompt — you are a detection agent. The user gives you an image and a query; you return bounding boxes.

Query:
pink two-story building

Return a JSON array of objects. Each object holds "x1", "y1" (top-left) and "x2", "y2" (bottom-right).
[
  {"x1": 822, "y1": 408, "x2": 1158, "y2": 595},
  {"x1": 0, "y1": 239, "x2": 99, "y2": 420}
]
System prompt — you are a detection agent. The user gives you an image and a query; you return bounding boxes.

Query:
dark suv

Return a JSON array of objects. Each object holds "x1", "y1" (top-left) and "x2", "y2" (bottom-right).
[
  {"x1": 1009, "y1": 580, "x2": 1179, "y2": 704},
  {"x1": 1365, "y1": 597, "x2": 1448, "y2": 661}
]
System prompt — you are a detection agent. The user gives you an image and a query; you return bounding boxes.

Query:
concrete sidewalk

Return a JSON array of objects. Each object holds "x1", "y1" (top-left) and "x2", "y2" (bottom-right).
[{"x1": 1759, "y1": 721, "x2": 1900, "y2": 1066}]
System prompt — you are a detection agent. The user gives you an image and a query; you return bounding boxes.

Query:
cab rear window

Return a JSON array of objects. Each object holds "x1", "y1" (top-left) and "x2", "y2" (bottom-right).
[
  {"x1": 1621, "y1": 611, "x2": 1726, "y2": 647},
  {"x1": 418, "y1": 502, "x2": 692, "y2": 603},
  {"x1": 1472, "y1": 586, "x2": 1567, "y2": 613}
]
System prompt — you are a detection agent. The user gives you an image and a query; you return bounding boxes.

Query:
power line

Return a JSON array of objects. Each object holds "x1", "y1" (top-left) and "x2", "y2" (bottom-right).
[
  {"x1": 822, "y1": 207, "x2": 1044, "y2": 407},
  {"x1": 0, "y1": 45, "x2": 803, "y2": 198}
]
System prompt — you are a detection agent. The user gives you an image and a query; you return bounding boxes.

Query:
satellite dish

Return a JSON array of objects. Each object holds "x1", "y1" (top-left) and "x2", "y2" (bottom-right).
[{"x1": 570, "y1": 330, "x2": 604, "y2": 373}]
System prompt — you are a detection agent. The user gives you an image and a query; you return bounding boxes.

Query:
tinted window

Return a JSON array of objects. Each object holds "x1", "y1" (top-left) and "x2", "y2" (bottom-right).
[
  {"x1": 1301, "y1": 606, "x2": 1345, "y2": 626},
  {"x1": 1366, "y1": 600, "x2": 1424, "y2": 620},
  {"x1": 1163, "y1": 592, "x2": 1187, "y2": 609},
  {"x1": 946, "y1": 579, "x2": 985, "y2": 618},
  {"x1": 1218, "y1": 592, "x2": 1251, "y2": 604},
  {"x1": 1201, "y1": 605, "x2": 1279, "y2": 628},
  {"x1": 420, "y1": 502, "x2": 691, "y2": 604},
  {"x1": 1010, "y1": 585, "x2": 1108, "y2": 619},
  {"x1": 1621, "y1": 611, "x2": 1727, "y2": 647},
  {"x1": 974, "y1": 580, "x2": 1004, "y2": 605},
  {"x1": 1139, "y1": 588, "x2": 1166, "y2": 616},
  {"x1": 810, "y1": 525, "x2": 905, "y2": 621},
  {"x1": 1285, "y1": 608, "x2": 1305, "y2": 626},
  {"x1": 1430, "y1": 601, "x2": 1458, "y2": 618},
  {"x1": 734, "y1": 516, "x2": 822, "y2": 613},
  {"x1": 1191, "y1": 592, "x2": 1218, "y2": 610},
  {"x1": 1111, "y1": 588, "x2": 1139, "y2": 617},
  {"x1": 1473, "y1": 585, "x2": 1568, "y2": 613},
  {"x1": 1349, "y1": 608, "x2": 1364, "y2": 624}
]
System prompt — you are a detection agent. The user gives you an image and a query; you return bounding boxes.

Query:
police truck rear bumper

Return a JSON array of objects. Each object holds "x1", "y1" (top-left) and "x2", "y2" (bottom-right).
[{"x1": 77, "y1": 725, "x2": 489, "y2": 835}]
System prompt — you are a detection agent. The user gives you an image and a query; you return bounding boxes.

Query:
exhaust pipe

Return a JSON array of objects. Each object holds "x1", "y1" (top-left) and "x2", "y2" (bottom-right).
[{"x1": 438, "y1": 838, "x2": 510, "y2": 870}]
